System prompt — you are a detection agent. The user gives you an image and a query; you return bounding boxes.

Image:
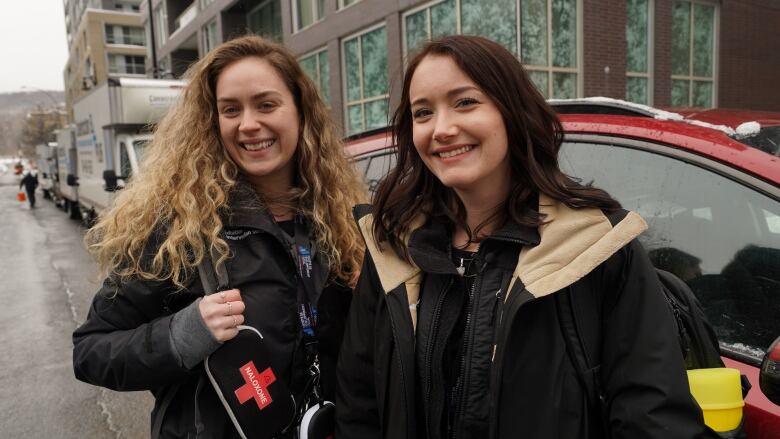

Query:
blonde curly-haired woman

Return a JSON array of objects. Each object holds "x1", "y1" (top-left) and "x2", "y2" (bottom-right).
[{"x1": 73, "y1": 36, "x2": 366, "y2": 438}]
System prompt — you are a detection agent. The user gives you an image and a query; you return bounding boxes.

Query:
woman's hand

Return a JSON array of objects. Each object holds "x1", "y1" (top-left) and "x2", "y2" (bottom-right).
[{"x1": 199, "y1": 288, "x2": 245, "y2": 342}]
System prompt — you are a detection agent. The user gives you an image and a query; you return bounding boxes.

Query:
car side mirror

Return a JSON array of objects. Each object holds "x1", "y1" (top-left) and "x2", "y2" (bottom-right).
[
  {"x1": 760, "y1": 335, "x2": 780, "y2": 405},
  {"x1": 66, "y1": 174, "x2": 78, "y2": 186},
  {"x1": 103, "y1": 169, "x2": 120, "y2": 192}
]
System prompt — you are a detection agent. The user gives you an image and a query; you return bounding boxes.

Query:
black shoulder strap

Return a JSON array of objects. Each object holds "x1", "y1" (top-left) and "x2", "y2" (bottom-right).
[
  {"x1": 197, "y1": 247, "x2": 230, "y2": 295},
  {"x1": 555, "y1": 288, "x2": 609, "y2": 436}
]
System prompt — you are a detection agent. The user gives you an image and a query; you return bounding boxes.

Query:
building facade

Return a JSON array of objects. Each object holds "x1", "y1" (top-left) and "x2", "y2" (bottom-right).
[
  {"x1": 140, "y1": 0, "x2": 780, "y2": 136},
  {"x1": 62, "y1": 0, "x2": 147, "y2": 119}
]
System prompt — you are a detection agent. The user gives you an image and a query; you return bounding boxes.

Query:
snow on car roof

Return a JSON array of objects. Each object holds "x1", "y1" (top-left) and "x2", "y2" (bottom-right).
[{"x1": 548, "y1": 97, "x2": 753, "y2": 137}]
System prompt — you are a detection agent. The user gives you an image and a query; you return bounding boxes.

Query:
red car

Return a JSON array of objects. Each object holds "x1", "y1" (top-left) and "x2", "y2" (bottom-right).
[{"x1": 346, "y1": 99, "x2": 780, "y2": 438}]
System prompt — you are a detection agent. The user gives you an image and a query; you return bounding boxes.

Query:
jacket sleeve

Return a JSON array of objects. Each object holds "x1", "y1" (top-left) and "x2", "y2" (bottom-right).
[
  {"x1": 72, "y1": 275, "x2": 197, "y2": 392},
  {"x1": 600, "y1": 240, "x2": 716, "y2": 439},
  {"x1": 335, "y1": 250, "x2": 383, "y2": 439}
]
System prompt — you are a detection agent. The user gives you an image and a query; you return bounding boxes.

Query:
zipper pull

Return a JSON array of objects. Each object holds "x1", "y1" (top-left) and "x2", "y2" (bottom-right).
[
  {"x1": 491, "y1": 289, "x2": 503, "y2": 324},
  {"x1": 456, "y1": 257, "x2": 465, "y2": 276}
]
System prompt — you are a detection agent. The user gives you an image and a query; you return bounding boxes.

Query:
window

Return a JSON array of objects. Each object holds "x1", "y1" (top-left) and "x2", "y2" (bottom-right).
[
  {"x1": 293, "y1": 0, "x2": 325, "y2": 31},
  {"x1": 671, "y1": 0, "x2": 716, "y2": 107},
  {"x1": 521, "y1": 0, "x2": 578, "y2": 98},
  {"x1": 203, "y1": 19, "x2": 219, "y2": 53},
  {"x1": 342, "y1": 25, "x2": 389, "y2": 135},
  {"x1": 108, "y1": 54, "x2": 146, "y2": 75},
  {"x1": 402, "y1": 0, "x2": 580, "y2": 99},
  {"x1": 105, "y1": 25, "x2": 145, "y2": 46},
  {"x1": 119, "y1": 142, "x2": 132, "y2": 178},
  {"x1": 339, "y1": 0, "x2": 360, "y2": 9},
  {"x1": 559, "y1": 140, "x2": 780, "y2": 363},
  {"x1": 299, "y1": 48, "x2": 329, "y2": 103},
  {"x1": 114, "y1": 2, "x2": 139, "y2": 12},
  {"x1": 154, "y1": 3, "x2": 168, "y2": 47},
  {"x1": 247, "y1": 0, "x2": 282, "y2": 42},
  {"x1": 626, "y1": 0, "x2": 653, "y2": 105}
]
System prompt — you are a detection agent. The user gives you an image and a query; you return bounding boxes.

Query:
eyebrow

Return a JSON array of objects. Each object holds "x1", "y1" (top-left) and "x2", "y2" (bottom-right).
[
  {"x1": 410, "y1": 85, "x2": 481, "y2": 107},
  {"x1": 217, "y1": 90, "x2": 282, "y2": 103}
]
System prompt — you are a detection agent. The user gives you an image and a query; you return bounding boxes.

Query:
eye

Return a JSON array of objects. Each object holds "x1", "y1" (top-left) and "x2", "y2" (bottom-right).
[
  {"x1": 455, "y1": 97, "x2": 479, "y2": 108},
  {"x1": 258, "y1": 101, "x2": 278, "y2": 111},
  {"x1": 220, "y1": 106, "x2": 239, "y2": 116},
  {"x1": 412, "y1": 108, "x2": 432, "y2": 120}
]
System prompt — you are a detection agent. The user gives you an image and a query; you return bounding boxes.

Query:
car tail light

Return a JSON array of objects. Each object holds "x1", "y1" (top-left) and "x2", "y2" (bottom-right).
[{"x1": 760, "y1": 336, "x2": 780, "y2": 405}]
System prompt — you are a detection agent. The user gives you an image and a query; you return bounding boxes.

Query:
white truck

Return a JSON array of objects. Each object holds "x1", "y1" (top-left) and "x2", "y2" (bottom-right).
[
  {"x1": 55, "y1": 125, "x2": 81, "y2": 218},
  {"x1": 71, "y1": 77, "x2": 184, "y2": 224},
  {"x1": 35, "y1": 142, "x2": 59, "y2": 202}
]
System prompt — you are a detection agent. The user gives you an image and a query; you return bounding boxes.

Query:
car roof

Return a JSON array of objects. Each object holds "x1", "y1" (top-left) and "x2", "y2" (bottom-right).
[
  {"x1": 559, "y1": 113, "x2": 780, "y2": 186},
  {"x1": 344, "y1": 99, "x2": 780, "y2": 186},
  {"x1": 674, "y1": 108, "x2": 780, "y2": 129}
]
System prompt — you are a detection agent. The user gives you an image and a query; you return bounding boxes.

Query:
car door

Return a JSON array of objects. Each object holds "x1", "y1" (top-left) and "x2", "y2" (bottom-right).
[{"x1": 559, "y1": 134, "x2": 780, "y2": 436}]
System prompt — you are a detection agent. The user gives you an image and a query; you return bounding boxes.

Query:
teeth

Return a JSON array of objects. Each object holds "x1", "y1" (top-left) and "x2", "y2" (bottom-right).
[
  {"x1": 438, "y1": 145, "x2": 473, "y2": 158},
  {"x1": 243, "y1": 139, "x2": 274, "y2": 151}
]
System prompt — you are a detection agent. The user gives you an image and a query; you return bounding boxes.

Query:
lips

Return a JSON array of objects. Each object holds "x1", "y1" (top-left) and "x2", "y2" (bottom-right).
[
  {"x1": 436, "y1": 145, "x2": 474, "y2": 159},
  {"x1": 241, "y1": 138, "x2": 275, "y2": 151}
]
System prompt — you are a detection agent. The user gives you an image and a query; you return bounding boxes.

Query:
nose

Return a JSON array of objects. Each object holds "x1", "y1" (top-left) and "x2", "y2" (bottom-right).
[
  {"x1": 238, "y1": 110, "x2": 261, "y2": 133},
  {"x1": 432, "y1": 111, "x2": 458, "y2": 143}
]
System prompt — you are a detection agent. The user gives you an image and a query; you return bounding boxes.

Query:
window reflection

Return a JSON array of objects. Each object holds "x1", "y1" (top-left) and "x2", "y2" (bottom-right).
[{"x1": 560, "y1": 141, "x2": 780, "y2": 357}]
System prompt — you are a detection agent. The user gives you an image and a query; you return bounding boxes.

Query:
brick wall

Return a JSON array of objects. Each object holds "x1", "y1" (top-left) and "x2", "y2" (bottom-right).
[
  {"x1": 718, "y1": 0, "x2": 780, "y2": 111},
  {"x1": 583, "y1": 0, "x2": 626, "y2": 98},
  {"x1": 654, "y1": 0, "x2": 672, "y2": 107}
]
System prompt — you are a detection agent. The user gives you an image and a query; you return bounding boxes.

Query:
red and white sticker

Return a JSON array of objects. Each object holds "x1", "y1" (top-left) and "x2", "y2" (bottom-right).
[{"x1": 234, "y1": 361, "x2": 276, "y2": 410}]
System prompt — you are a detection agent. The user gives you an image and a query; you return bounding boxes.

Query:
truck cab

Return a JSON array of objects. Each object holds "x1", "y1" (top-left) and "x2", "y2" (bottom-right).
[{"x1": 72, "y1": 77, "x2": 184, "y2": 225}]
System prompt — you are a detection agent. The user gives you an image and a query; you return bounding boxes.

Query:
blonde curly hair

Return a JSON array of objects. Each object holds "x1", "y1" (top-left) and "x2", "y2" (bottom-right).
[{"x1": 86, "y1": 35, "x2": 367, "y2": 288}]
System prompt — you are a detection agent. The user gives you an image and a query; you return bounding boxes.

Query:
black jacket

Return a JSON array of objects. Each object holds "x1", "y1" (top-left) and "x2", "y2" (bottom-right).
[
  {"x1": 19, "y1": 172, "x2": 38, "y2": 192},
  {"x1": 73, "y1": 188, "x2": 352, "y2": 438},
  {"x1": 336, "y1": 194, "x2": 713, "y2": 439}
]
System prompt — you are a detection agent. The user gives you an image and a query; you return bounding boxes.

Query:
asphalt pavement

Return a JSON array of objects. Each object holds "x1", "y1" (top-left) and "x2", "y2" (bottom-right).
[{"x1": 0, "y1": 170, "x2": 153, "y2": 438}]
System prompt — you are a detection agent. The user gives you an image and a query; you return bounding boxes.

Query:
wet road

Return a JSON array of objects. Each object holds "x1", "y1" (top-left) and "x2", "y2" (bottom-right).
[{"x1": 0, "y1": 170, "x2": 152, "y2": 438}]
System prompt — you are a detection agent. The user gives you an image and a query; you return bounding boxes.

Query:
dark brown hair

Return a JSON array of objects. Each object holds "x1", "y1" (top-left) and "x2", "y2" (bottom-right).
[{"x1": 372, "y1": 35, "x2": 620, "y2": 259}]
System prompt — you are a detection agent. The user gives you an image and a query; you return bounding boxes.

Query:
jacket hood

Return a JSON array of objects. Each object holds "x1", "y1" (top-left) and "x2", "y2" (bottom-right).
[{"x1": 358, "y1": 193, "x2": 647, "y2": 298}]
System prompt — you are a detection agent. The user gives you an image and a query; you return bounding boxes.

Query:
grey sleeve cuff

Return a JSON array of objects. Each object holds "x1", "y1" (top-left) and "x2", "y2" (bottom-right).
[{"x1": 169, "y1": 298, "x2": 222, "y2": 369}]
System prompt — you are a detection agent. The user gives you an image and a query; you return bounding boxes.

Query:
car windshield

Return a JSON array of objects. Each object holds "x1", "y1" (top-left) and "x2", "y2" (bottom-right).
[
  {"x1": 133, "y1": 140, "x2": 149, "y2": 165},
  {"x1": 737, "y1": 126, "x2": 780, "y2": 156}
]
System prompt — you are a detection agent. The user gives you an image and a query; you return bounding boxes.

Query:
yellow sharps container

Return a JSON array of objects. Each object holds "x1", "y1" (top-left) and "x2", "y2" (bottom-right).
[{"x1": 687, "y1": 368, "x2": 744, "y2": 433}]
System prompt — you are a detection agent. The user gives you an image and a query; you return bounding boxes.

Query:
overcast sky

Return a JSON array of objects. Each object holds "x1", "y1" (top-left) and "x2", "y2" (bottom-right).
[{"x1": 0, "y1": 0, "x2": 69, "y2": 93}]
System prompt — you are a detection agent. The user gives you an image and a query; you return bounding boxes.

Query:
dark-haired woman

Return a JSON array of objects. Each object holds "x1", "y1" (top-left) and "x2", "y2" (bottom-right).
[{"x1": 336, "y1": 35, "x2": 715, "y2": 439}]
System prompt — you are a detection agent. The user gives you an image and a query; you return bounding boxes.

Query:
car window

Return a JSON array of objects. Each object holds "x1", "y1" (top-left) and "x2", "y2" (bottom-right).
[
  {"x1": 365, "y1": 151, "x2": 397, "y2": 194},
  {"x1": 560, "y1": 141, "x2": 780, "y2": 362},
  {"x1": 352, "y1": 155, "x2": 371, "y2": 177},
  {"x1": 133, "y1": 140, "x2": 148, "y2": 168},
  {"x1": 738, "y1": 126, "x2": 780, "y2": 156}
]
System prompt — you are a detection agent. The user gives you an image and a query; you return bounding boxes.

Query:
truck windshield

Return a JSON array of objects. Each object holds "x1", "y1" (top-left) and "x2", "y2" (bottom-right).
[{"x1": 133, "y1": 140, "x2": 149, "y2": 166}]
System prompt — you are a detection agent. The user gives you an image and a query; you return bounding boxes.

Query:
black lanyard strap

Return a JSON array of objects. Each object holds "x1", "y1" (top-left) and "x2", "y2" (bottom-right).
[{"x1": 291, "y1": 216, "x2": 319, "y2": 351}]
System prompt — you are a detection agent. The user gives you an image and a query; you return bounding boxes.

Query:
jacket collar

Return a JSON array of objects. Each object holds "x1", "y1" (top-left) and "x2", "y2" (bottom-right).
[
  {"x1": 407, "y1": 215, "x2": 540, "y2": 275},
  {"x1": 221, "y1": 183, "x2": 295, "y2": 250},
  {"x1": 358, "y1": 193, "x2": 647, "y2": 297}
]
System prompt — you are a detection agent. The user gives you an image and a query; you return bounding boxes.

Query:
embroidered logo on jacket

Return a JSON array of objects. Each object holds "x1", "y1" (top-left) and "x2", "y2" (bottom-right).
[{"x1": 223, "y1": 229, "x2": 261, "y2": 240}]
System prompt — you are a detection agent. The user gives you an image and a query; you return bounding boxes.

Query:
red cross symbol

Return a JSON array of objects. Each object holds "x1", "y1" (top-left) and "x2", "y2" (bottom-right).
[{"x1": 234, "y1": 361, "x2": 276, "y2": 410}]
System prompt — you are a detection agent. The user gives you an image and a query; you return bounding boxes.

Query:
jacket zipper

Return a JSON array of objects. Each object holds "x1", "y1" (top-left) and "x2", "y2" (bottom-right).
[
  {"x1": 424, "y1": 276, "x2": 454, "y2": 438},
  {"x1": 450, "y1": 253, "x2": 488, "y2": 439}
]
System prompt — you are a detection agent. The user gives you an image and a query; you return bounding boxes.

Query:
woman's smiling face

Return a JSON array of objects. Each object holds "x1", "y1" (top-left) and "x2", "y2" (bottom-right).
[
  {"x1": 216, "y1": 56, "x2": 300, "y2": 192},
  {"x1": 408, "y1": 54, "x2": 511, "y2": 194}
]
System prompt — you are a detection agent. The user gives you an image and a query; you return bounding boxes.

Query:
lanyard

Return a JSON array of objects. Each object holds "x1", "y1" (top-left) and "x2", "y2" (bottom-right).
[
  {"x1": 291, "y1": 216, "x2": 319, "y2": 354},
  {"x1": 289, "y1": 215, "x2": 327, "y2": 410}
]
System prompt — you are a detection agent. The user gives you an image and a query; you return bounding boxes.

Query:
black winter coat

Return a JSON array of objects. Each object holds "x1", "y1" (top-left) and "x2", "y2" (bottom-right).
[
  {"x1": 73, "y1": 189, "x2": 352, "y2": 438},
  {"x1": 19, "y1": 172, "x2": 38, "y2": 192},
  {"x1": 336, "y1": 194, "x2": 714, "y2": 439}
]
